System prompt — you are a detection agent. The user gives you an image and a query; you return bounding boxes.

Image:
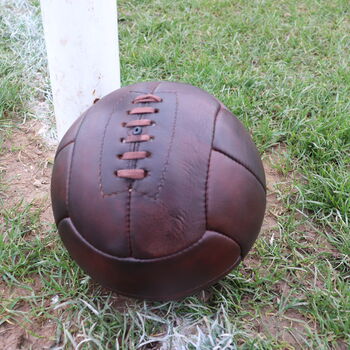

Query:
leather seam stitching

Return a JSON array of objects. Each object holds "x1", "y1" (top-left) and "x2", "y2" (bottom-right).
[
  {"x1": 98, "y1": 106, "x2": 117, "y2": 196},
  {"x1": 54, "y1": 140, "x2": 75, "y2": 160},
  {"x1": 106, "y1": 254, "x2": 242, "y2": 300},
  {"x1": 129, "y1": 86, "x2": 161, "y2": 184},
  {"x1": 133, "y1": 91, "x2": 178, "y2": 200},
  {"x1": 100, "y1": 90, "x2": 176, "y2": 197},
  {"x1": 212, "y1": 148, "x2": 266, "y2": 192},
  {"x1": 205, "y1": 104, "x2": 222, "y2": 231},
  {"x1": 61, "y1": 218, "x2": 241, "y2": 262},
  {"x1": 58, "y1": 219, "x2": 242, "y2": 300},
  {"x1": 152, "y1": 82, "x2": 162, "y2": 94},
  {"x1": 153, "y1": 91, "x2": 178, "y2": 200},
  {"x1": 127, "y1": 189, "x2": 132, "y2": 256},
  {"x1": 55, "y1": 112, "x2": 86, "y2": 159},
  {"x1": 67, "y1": 111, "x2": 90, "y2": 215},
  {"x1": 101, "y1": 190, "x2": 130, "y2": 197}
]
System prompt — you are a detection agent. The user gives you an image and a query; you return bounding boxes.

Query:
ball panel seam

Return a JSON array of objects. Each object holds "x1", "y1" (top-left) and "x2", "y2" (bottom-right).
[
  {"x1": 60, "y1": 216, "x2": 242, "y2": 262},
  {"x1": 54, "y1": 140, "x2": 75, "y2": 160},
  {"x1": 67, "y1": 108, "x2": 93, "y2": 217},
  {"x1": 98, "y1": 101, "x2": 120, "y2": 196},
  {"x1": 212, "y1": 147, "x2": 266, "y2": 192},
  {"x1": 98, "y1": 89, "x2": 178, "y2": 199},
  {"x1": 64, "y1": 145, "x2": 74, "y2": 212},
  {"x1": 204, "y1": 104, "x2": 222, "y2": 232},
  {"x1": 127, "y1": 187, "x2": 132, "y2": 256},
  {"x1": 59, "y1": 217, "x2": 242, "y2": 300},
  {"x1": 55, "y1": 111, "x2": 87, "y2": 157},
  {"x1": 143, "y1": 90, "x2": 179, "y2": 200},
  {"x1": 110, "y1": 254, "x2": 242, "y2": 301}
]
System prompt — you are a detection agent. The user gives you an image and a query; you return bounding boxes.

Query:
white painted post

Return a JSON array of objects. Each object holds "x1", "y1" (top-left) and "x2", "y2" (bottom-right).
[{"x1": 40, "y1": 0, "x2": 120, "y2": 140}]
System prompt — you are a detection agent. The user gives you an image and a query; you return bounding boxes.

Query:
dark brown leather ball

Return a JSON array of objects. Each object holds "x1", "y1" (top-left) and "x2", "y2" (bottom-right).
[{"x1": 51, "y1": 81, "x2": 266, "y2": 300}]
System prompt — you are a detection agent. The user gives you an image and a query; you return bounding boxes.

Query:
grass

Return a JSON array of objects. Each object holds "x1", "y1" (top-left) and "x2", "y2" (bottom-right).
[
  {"x1": 0, "y1": 0, "x2": 49, "y2": 139},
  {"x1": 0, "y1": 0, "x2": 349, "y2": 349},
  {"x1": 0, "y1": 25, "x2": 26, "y2": 130}
]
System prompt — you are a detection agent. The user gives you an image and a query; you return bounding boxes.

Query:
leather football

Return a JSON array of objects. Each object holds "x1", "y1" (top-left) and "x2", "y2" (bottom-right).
[{"x1": 51, "y1": 81, "x2": 266, "y2": 300}]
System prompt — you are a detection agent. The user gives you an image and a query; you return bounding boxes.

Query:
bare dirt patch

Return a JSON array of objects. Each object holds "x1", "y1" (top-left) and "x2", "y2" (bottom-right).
[
  {"x1": 242, "y1": 146, "x2": 290, "y2": 269},
  {"x1": 0, "y1": 121, "x2": 59, "y2": 349},
  {"x1": 261, "y1": 146, "x2": 296, "y2": 240},
  {"x1": 0, "y1": 120, "x2": 56, "y2": 224},
  {"x1": 240, "y1": 146, "x2": 344, "y2": 348},
  {"x1": 0, "y1": 274, "x2": 59, "y2": 350},
  {"x1": 0, "y1": 316, "x2": 58, "y2": 350},
  {"x1": 250, "y1": 145, "x2": 337, "y2": 260},
  {"x1": 257, "y1": 309, "x2": 313, "y2": 348}
]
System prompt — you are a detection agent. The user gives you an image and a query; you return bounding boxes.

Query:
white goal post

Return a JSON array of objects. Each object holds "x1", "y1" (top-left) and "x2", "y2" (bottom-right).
[{"x1": 40, "y1": 0, "x2": 121, "y2": 140}]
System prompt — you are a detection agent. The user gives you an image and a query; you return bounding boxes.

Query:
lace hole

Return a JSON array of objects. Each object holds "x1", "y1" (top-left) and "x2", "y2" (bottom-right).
[
  {"x1": 146, "y1": 151, "x2": 152, "y2": 158},
  {"x1": 121, "y1": 122, "x2": 127, "y2": 127},
  {"x1": 117, "y1": 154, "x2": 123, "y2": 159},
  {"x1": 120, "y1": 138, "x2": 126, "y2": 143},
  {"x1": 132, "y1": 126, "x2": 143, "y2": 135}
]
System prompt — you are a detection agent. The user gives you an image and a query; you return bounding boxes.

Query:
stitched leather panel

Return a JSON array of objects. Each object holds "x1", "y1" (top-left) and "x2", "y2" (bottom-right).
[
  {"x1": 207, "y1": 150, "x2": 266, "y2": 257},
  {"x1": 58, "y1": 217, "x2": 241, "y2": 301},
  {"x1": 68, "y1": 90, "x2": 131, "y2": 257},
  {"x1": 51, "y1": 81, "x2": 267, "y2": 299},
  {"x1": 213, "y1": 108, "x2": 266, "y2": 189},
  {"x1": 99, "y1": 91, "x2": 177, "y2": 196},
  {"x1": 131, "y1": 82, "x2": 220, "y2": 258},
  {"x1": 51, "y1": 143, "x2": 73, "y2": 224},
  {"x1": 56, "y1": 113, "x2": 85, "y2": 157},
  {"x1": 67, "y1": 82, "x2": 220, "y2": 258}
]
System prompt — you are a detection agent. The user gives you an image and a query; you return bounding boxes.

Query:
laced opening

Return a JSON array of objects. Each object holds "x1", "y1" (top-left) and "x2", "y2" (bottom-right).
[
  {"x1": 128, "y1": 107, "x2": 158, "y2": 115},
  {"x1": 121, "y1": 134, "x2": 152, "y2": 143},
  {"x1": 123, "y1": 119, "x2": 153, "y2": 127},
  {"x1": 118, "y1": 151, "x2": 150, "y2": 160},
  {"x1": 132, "y1": 94, "x2": 162, "y2": 103},
  {"x1": 115, "y1": 94, "x2": 162, "y2": 180},
  {"x1": 115, "y1": 169, "x2": 146, "y2": 180}
]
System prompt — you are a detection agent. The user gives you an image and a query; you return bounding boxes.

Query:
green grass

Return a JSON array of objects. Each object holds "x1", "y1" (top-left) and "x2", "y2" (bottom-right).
[
  {"x1": 0, "y1": 0, "x2": 48, "y2": 138},
  {"x1": 0, "y1": 26, "x2": 26, "y2": 130},
  {"x1": 1, "y1": 0, "x2": 349, "y2": 349},
  {"x1": 120, "y1": 0, "x2": 350, "y2": 251}
]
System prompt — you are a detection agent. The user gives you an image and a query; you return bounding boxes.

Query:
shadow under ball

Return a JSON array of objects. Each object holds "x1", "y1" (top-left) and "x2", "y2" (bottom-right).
[{"x1": 51, "y1": 81, "x2": 266, "y2": 301}]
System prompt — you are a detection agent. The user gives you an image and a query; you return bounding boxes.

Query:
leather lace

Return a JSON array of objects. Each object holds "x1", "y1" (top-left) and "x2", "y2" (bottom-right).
[{"x1": 115, "y1": 94, "x2": 162, "y2": 180}]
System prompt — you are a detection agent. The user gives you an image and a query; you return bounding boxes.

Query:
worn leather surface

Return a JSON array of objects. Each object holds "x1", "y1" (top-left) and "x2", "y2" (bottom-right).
[{"x1": 51, "y1": 81, "x2": 266, "y2": 300}]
